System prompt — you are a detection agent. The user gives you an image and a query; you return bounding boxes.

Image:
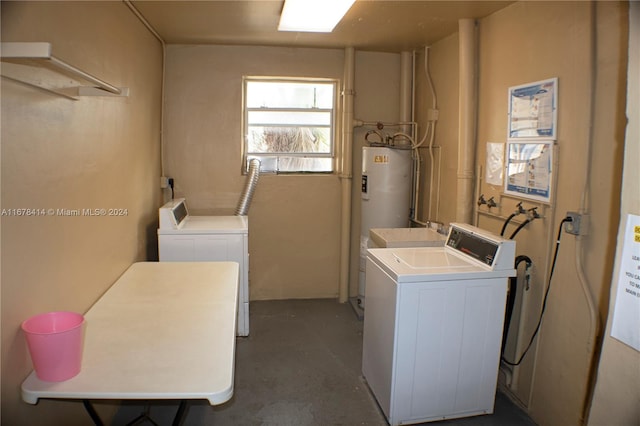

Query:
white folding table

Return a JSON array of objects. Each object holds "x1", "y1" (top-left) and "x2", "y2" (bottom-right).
[{"x1": 21, "y1": 261, "x2": 239, "y2": 425}]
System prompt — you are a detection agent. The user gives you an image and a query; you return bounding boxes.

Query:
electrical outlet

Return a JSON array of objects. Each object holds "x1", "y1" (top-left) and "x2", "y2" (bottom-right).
[
  {"x1": 565, "y1": 212, "x2": 588, "y2": 235},
  {"x1": 160, "y1": 176, "x2": 170, "y2": 189}
]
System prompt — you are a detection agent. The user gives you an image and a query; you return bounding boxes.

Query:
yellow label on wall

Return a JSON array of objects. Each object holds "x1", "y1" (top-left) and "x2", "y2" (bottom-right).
[{"x1": 374, "y1": 155, "x2": 389, "y2": 164}]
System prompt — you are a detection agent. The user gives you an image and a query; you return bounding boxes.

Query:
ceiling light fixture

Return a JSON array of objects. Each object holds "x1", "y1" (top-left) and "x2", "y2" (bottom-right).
[{"x1": 278, "y1": 0, "x2": 356, "y2": 33}]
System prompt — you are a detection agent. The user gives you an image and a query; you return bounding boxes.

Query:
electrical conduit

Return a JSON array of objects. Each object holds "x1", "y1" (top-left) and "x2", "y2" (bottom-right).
[
  {"x1": 411, "y1": 46, "x2": 439, "y2": 225},
  {"x1": 123, "y1": 0, "x2": 166, "y2": 176},
  {"x1": 577, "y1": 2, "x2": 600, "y2": 421},
  {"x1": 424, "y1": 46, "x2": 438, "y2": 222}
]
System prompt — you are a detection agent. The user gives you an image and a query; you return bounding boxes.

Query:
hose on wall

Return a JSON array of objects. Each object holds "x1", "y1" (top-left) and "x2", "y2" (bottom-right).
[{"x1": 235, "y1": 159, "x2": 261, "y2": 216}]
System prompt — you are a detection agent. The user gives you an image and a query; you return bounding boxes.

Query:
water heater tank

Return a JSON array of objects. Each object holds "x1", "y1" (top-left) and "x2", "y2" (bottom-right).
[{"x1": 359, "y1": 146, "x2": 412, "y2": 307}]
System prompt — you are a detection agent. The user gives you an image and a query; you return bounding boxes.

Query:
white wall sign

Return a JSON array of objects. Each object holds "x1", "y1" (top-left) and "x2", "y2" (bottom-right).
[
  {"x1": 611, "y1": 214, "x2": 640, "y2": 351},
  {"x1": 508, "y1": 78, "x2": 558, "y2": 139},
  {"x1": 504, "y1": 140, "x2": 553, "y2": 203}
]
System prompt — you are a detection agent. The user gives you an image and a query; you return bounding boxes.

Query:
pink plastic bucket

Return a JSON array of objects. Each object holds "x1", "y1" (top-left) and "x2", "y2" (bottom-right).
[{"x1": 21, "y1": 311, "x2": 85, "y2": 382}]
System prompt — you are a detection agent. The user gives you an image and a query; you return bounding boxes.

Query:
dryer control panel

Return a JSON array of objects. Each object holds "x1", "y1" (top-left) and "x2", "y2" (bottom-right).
[
  {"x1": 159, "y1": 198, "x2": 188, "y2": 229},
  {"x1": 446, "y1": 223, "x2": 515, "y2": 270}
]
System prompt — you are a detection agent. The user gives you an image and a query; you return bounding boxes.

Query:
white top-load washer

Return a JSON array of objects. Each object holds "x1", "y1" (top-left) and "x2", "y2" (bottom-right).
[
  {"x1": 362, "y1": 223, "x2": 516, "y2": 425},
  {"x1": 368, "y1": 227, "x2": 446, "y2": 248},
  {"x1": 157, "y1": 198, "x2": 249, "y2": 337}
]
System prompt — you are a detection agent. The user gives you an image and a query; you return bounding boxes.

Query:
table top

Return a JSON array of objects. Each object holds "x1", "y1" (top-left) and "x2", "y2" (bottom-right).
[{"x1": 22, "y1": 261, "x2": 239, "y2": 405}]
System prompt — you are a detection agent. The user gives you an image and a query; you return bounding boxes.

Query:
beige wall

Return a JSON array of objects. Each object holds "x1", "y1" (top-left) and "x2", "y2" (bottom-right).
[
  {"x1": 589, "y1": 2, "x2": 640, "y2": 424},
  {"x1": 348, "y1": 50, "x2": 402, "y2": 297},
  {"x1": 414, "y1": 2, "x2": 629, "y2": 425},
  {"x1": 164, "y1": 45, "x2": 402, "y2": 301},
  {"x1": 163, "y1": 45, "x2": 346, "y2": 300},
  {"x1": 1, "y1": 1, "x2": 633, "y2": 425},
  {"x1": 414, "y1": 33, "x2": 459, "y2": 225},
  {"x1": 1, "y1": 1, "x2": 163, "y2": 424}
]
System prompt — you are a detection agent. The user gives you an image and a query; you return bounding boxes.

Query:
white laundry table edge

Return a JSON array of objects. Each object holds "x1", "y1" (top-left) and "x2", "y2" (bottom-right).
[{"x1": 21, "y1": 261, "x2": 239, "y2": 406}]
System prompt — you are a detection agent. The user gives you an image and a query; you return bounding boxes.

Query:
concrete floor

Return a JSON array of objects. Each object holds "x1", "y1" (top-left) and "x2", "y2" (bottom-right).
[{"x1": 113, "y1": 299, "x2": 537, "y2": 426}]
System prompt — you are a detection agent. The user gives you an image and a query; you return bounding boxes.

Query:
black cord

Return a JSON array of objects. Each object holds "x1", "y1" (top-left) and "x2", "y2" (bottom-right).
[
  {"x1": 168, "y1": 178, "x2": 175, "y2": 200},
  {"x1": 502, "y1": 255, "x2": 533, "y2": 355},
  {"x1": 501, "y1": 217, "x2": 572, "y2": 366},
  {"x1": 500, "y1": 213, "x2": 517, "y2": 236}
]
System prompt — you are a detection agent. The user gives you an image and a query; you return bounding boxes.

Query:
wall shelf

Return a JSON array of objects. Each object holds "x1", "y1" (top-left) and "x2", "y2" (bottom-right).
[{"x1": 0, "y1": 42, "x2": 129, "y2": 100}]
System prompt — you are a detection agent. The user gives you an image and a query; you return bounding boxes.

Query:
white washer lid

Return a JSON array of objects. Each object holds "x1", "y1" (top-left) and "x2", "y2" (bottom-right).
[
  {"x1": 369, "y1": 227, "x2": 446, "y2": 248},
  {"x1": 367, "y1": 247, "x2": 515, "y2": 283}
]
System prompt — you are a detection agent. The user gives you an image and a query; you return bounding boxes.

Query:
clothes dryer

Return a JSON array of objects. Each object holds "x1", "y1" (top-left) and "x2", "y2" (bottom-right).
[{"x1": 157, "y1": 199, "x2": 249, "y2": 337}]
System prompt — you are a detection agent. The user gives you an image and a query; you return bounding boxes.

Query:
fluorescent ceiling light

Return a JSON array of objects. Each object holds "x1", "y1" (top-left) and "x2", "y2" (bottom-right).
[{"x1": 278, "y1": 0, "x2": 356, "y2": 33}]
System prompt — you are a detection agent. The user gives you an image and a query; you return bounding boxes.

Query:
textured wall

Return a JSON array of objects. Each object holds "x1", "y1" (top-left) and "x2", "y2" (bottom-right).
[
  {"x1": 163, "y1": 44, "x2": 346, "y2": 300},
  {"x1": 589, "y1": 2, "x2": 639, "y2": 425},
  {"x1": 1, "y1": 2, "x2": 163, "y2": 423},
  {"x1": 414, "y1": 2, "x2": 629, "y2": 425}
]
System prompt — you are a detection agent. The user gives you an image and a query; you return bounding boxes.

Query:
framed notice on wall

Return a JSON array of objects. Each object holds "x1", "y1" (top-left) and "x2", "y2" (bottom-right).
[
  {"x1": 508, "y1": 78, "x2": 558, "y2": 139},
  {"x1": 504, "y1": 140, "x2": 554, "y2": 203},
  {"x1": 610, "y1": 214, "x2": 640, "y2": 352}
]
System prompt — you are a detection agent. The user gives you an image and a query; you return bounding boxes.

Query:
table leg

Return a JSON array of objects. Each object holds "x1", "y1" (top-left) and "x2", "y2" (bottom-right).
[
  {"x1": 82, "y1": 400, "x2": 104, "y2": 426},
  {"x1": 172, "y1": 400, "x2": 188, "y2": 426}
]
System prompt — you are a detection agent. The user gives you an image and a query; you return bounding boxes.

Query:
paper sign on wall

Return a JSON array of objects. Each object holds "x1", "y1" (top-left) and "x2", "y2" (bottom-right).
[
  {"x1": 486, "y1": 142, "x2": 504, "y2": 186},
  {"x1": 610, "y1": 214, "x2": 640, "y2": 352}
]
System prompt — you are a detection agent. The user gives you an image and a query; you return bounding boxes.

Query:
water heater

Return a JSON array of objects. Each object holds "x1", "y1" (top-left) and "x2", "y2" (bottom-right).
[{"x1": 359, "y1": 146, "x2": 412, "y2": 308}]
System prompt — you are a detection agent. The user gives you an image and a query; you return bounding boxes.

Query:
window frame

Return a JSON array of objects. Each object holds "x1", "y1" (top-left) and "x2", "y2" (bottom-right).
[{"x1": 242, "y1": 76, "x2": 339, "y2": 174}]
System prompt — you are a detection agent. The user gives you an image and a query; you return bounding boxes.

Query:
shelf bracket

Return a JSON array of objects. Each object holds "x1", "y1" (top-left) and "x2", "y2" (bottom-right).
[{"x1": 1, "y1": 42, "x2": 129, "y2": 99}]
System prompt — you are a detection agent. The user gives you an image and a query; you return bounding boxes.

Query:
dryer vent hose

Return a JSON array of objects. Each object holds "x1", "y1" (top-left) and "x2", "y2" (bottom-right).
[{"x1": 235, "y1": 159, "x2": 261, "y2": 216}]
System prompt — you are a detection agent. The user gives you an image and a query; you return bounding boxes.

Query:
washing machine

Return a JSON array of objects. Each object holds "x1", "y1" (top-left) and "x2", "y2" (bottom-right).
[
  {"x1": 362, "y1": 223, "x2": 516, "y2": 425},
  {"x1": 368, "y1": 227, "x2": 446, "y2": 248},
  {"x1": 157, "y1": 198, "x2": 249, "y2": 337}
]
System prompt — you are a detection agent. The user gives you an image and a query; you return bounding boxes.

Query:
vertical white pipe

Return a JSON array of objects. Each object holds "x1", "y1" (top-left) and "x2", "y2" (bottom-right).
[
  {"x1": 473, "y1": 165, "x2": 482, "y2": 226},
  {"x1": 576, "y1": 2, "x2": 600, "y2": 419},
  {"x1": 410, "y1": 51, "x2": 420, "y2": 223},
  {"x1": 456, "y1": 19, "x2": 478, "y2": 223},
  {"x1": 400, "y1": 51, "x2": 413, "y2": 136},
  {"x1": 339, "y1": 47, "x2": 355, "y2": 303},
  {"x1": 400, "y1": 51, "x2": 415, "y2": 218}
]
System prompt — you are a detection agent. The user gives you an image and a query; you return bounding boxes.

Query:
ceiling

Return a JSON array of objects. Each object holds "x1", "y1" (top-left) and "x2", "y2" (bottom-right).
[{"x1": 130, "y1": 0, "x2": 514, "y2": 53}]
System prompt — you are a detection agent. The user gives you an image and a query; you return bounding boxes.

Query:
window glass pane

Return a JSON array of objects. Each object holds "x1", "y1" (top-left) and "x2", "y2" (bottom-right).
[
  {"x1": 246, "y1": 81, "x2": 333, "y2": 109},
  {"x1": 247, "y1": 127, "x2": 331, "y2": 154},
  {"x1": 248, "y1": 155, "x2": 332, "y2": 173},
  {"x1": 243, "y1": 78, "x2": 336, "y2": 173},
  {"x1": 248, "y1": 110, "x2": 331, "y2": 126}
]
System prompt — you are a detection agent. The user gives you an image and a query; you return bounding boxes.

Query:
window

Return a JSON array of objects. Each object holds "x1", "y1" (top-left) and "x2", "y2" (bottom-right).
[{"x1": 243, "y1": 78, "x2": 337, "y2": 173}]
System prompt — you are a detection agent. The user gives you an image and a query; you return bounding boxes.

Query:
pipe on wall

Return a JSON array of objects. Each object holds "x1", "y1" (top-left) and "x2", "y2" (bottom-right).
[
  {"x1": 456, "y1": 19, "x2": 478, "y2": 223},
  {"x1": 400, "y1": 51, "x2": 415, "y2": 217},
  {"x1": 576, "y1": 2, "x2": 600, "y2": 421},
  {"x1": 338, "y1": 47, "x2": 355, "y2": 303},
  {"x1": 123, "y1": 0, "x2": 167, "y2": 177},
  {"x1": 400, "y1": 51, "x2": 413, "y2": 136}
]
